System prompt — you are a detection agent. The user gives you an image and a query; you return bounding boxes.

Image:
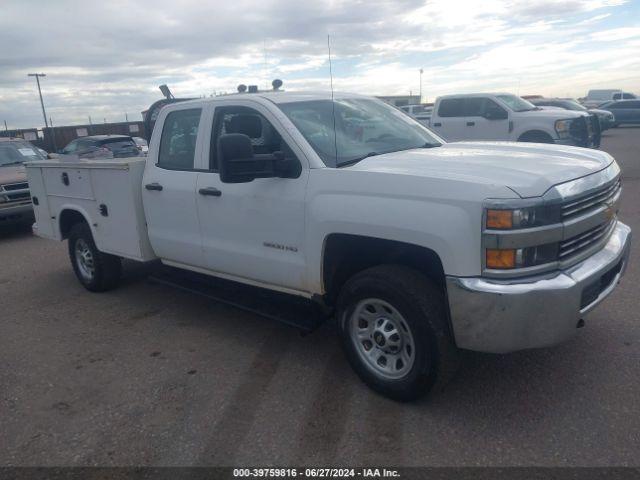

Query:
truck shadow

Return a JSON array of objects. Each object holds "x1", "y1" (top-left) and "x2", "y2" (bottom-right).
[{"x1": 0, "y1": 222, "x2": 33, "y2": 242}]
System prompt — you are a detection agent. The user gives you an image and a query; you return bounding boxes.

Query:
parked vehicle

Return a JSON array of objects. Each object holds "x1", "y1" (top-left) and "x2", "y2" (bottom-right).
[
  {"x1": 132, "y1": 137, "x2": 149, "y2": 155},
  {"x1": 399, "y1": 104, "x2": 433, "y2": 126},
  {"x1": 529, "y1": 98, "x2": 615, "y2": 132},
  {"x1": 60, "y1": 135, "x2": 140, "y2": 159},
  {"x1": 430, "y1": 93, "x2": 599, "y2": 147},
  {"x1": 0, "y1": 138, "x2": 46, "y2": 225},
  {"x1": 583, "y1": 90, "x2": 636, "y2": 108},
  {"x1": 26, "y1": 91, "x2": 631, "y2": 400},
  {"x1": 598, "y1": 100, "x2": 640, "y2": 126}
]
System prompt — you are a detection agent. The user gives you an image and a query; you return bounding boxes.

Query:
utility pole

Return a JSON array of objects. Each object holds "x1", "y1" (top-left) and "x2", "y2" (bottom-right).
[
  {"x1": 28, "y1": 73, "x2": 49, "y2": 128},
  {"x1": 125, "y1": 113, "x2": 129, "y2": 122},
  {"x1": 419, "y1": 68, "x2": 423, "y2": 103},
  {"x1": 3, "y1": 120, "x2": 7, "y2": 132}
]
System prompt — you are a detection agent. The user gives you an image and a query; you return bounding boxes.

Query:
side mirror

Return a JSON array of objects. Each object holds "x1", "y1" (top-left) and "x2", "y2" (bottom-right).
[
  {"x1": 485, "y1": 109, "x2": 508, "y2": 120},
  {"x1": 218, "y1": 133, "x2": 274, "y2": 184}
]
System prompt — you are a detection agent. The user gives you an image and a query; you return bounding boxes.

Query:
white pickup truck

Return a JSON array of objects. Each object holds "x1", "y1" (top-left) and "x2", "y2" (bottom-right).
[
  {"x1": 430, "y1": 93, "x2": 600, "y2": 147},
  {"x1": 26, "y1": 91, "x2": 631, "y2": 400}
]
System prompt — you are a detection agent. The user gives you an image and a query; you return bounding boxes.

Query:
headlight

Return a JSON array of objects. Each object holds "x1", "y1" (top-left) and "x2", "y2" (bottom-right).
[
  {"x1": 485, "y1": 206, "x2": 560, "y2": 230},
  {"x1": 555, "y1": 119, "x2": 573, "y2": 138},
  {"x1": 484, "y1": 205, "x2": 562, "y2": 271}
]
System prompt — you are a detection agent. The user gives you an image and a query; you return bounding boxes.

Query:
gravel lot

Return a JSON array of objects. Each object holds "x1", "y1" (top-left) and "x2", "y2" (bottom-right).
[{"x1": 1, "y1": 128, "x2": 639, "y2": 467}]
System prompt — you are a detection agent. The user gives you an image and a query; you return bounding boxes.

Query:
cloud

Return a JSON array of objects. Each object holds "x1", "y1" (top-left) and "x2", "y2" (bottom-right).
[{"x1": 0, "y1": 0, "x2": 637, "y2": 128}]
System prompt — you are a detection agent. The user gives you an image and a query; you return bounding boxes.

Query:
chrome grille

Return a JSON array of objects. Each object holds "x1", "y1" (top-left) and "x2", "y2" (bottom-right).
[
  {"x1": 1, "y1": 181, "x2": 31, "y2": 204},
  {"x1": 561, "y1": 179, "x2": 621, "y2": 220},
  {"x1": 559, "y1": 219, "x2": 616, "y2": 260},
  {"x1": 3, "y1": 182, "x2": 28, "y2": 191},
  {"x1": 6, "y1": 192, "x2": 30, "y2": 201}
]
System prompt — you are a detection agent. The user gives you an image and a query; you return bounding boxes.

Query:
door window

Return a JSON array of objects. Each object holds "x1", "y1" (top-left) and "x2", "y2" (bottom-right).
[
  {"x1": 483, "y1": 99, "x2": 507, "y2": 118},
  {"x1": 209, "y1": 106, "x2": 298, "y2": 171},
  {"x1": 63, "y1": 140, "x2": 78, "y2": 153},
  {"x1": 463, "y1": 98, "x2": 485, "y2": 117},
  {"x1": 438, "y1": 98, "x2": 465, "y2": 117},
  {"x1": 613, "y1": 101, "x2": 639, "y2": 109},
  {"x1": 157, "y1": 108, "x2": 202, "y2": 170}
]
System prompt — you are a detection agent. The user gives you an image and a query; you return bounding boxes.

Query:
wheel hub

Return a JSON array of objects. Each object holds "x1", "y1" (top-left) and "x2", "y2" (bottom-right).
[
  {"x1": 75, "y1": 238, "x2": 95, "y2": 281},
  {"x1": 349, "y1": 299, "x2": 415, "y2": 380}
]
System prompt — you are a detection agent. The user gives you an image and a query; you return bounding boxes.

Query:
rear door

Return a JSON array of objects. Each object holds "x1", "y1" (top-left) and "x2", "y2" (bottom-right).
[
  {"x1": 142, "y1": 107, "x2": 205, "y2": 267},
  {"x1": 431, "y1": 98, "x2": 467, "y2": 141}
]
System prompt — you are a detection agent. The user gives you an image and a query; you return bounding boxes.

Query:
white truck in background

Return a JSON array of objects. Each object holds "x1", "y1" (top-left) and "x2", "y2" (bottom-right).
[
  {"x1": 583, "y1": 89, "x2": 637, "y2": 108},
  {"x1": 430, "y1": 93, "x2": 600, "y2": 147},
  {"x1": 26, "y1": 91, "x2": 631, "y2": 400}
]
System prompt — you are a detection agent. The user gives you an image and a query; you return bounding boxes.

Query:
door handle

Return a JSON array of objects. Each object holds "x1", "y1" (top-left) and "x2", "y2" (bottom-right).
[
  {"x1": 433, "y1": 122, "x2": 442, "y2": 127},
  {"x1": 466, "y1": 121, "x2": 475, "y2": 126},
  {"x1": 198, "y1": 187, "x2": 222, "y2": 197},
  {"x1": 145, "y1": 182, "x2": 163, "y2": 191}
]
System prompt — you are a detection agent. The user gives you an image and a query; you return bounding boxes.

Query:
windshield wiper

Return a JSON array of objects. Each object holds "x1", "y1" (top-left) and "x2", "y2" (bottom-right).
[
  {"x1": 338, "y1": 151, "x2": 380, "y2": 167},
  {"x1": 421, "y1": 142, "x2": 442, "y2": 148},
  {"x1": 0, "y1": 161, "x2": 24, "y2": 166}
]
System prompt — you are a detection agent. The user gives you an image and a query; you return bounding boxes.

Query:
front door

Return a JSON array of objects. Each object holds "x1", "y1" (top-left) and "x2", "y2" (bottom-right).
[
  {"x1": 195, "y1": 102, "x2": 309, "y2": 292},
  {"x1": 464, "y1": 98, "x2": 510, "y2": 140},
  {"x1": 142, "y1": 107, "x2": 204, "y2": 267}
]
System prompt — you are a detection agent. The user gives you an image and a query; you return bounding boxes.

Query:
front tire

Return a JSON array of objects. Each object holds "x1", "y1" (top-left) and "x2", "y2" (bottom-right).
[
  {"x1": 337, "y1": 265, "x2": 459, "y2": 401},
  {"x1": 518, "y1": 130, "x2": 554, "y2": 143},
  {"x1": 68, "y1": 222, "x2": 122, "y2": 292}
]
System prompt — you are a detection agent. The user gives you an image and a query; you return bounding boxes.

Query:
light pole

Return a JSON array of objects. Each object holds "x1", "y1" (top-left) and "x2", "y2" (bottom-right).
[
  {"x1": 419, "y1": 68, "x2": 423, "y2": 103},
  {"x1": 28, "y1": 73, "x2": 49, "y2": 128}
]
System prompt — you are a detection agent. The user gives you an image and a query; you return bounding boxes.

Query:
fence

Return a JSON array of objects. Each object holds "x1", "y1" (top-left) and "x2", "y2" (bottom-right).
[{"x1": 1, "y1": 121, "x2": 146, "y2": 152}]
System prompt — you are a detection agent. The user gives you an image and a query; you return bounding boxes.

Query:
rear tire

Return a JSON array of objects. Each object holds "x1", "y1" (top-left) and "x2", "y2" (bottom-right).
[
  {"x1": 337, "y1": 264, "x2": 459, "y2": 401},
  {"x1": 68, "y1": 222, "x2": 122, "y2": 292}
]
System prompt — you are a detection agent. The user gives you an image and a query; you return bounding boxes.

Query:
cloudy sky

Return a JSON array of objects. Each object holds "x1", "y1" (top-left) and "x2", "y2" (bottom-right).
[{"x1": 1, "y1": 0, "x2": 639, "y2": 129}]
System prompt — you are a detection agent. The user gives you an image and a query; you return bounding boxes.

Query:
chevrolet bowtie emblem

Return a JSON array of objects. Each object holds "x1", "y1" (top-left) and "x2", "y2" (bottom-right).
[{"x1": 604, "y1": 204, "x2": 616, "y2": 221}]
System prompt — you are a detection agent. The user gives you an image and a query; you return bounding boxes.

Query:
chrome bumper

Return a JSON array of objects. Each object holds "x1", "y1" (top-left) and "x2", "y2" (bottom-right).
[
  {"x1": 0, "y1": 202, "x2": 34, "y2": 221},
  {"x1": 446, "y1": 221, "x2": 631, "y2": 353}
]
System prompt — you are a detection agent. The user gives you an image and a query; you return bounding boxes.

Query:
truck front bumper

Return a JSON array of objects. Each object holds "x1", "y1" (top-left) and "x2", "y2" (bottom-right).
[
  {"x1": 446, "y1": 221, "x2": 631, "y2": 353},
  {"x1": 0, "y1": 202, "x2": 34, "y2": 224}
]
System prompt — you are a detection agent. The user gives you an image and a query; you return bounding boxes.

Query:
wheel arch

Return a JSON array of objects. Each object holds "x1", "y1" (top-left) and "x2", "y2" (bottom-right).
[
  {"x1": 517, "y1": 129, "x2": 555, "y2": 143},
  {"x1": 321, "y1": 233, "x2": 446, "y2": 305},
  {"x1": 58, "y1": 207, "x2": 93, "y2": 240}
]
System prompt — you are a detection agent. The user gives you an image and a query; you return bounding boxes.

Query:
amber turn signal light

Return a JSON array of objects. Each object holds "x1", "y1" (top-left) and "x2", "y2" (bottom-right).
[
  {"x1": 486, "y1": 249, "x2": 516, "y2": 269},
  {"x1": 486, "y1": 209, "x2": 513, "y2": 229}
]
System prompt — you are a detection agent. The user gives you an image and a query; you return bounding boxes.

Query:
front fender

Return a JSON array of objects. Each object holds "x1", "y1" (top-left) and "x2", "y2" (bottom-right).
[{"x1": 304, "y1": 170, "x2": 514, "y2": 294}]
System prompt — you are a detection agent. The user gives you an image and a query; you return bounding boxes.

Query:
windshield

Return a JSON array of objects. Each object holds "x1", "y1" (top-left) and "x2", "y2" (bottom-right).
[
  {"x1": 561, "y1": 100, "x2": 587, "y2": 111},
  {"x1": 277, "y1": 98, "x2": 442, "y2": 167},
  {"x1": 0, "y1": 141, "x2": 46, "y2": 166},
  {"x1": 496, "y1": 94, "x2": 537, "y2": 112}
]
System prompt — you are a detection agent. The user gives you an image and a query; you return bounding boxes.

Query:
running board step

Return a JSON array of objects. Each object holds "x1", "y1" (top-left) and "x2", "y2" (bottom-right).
[{"x1": 148, "y1": 266, "x2": 328, "y2": 332}]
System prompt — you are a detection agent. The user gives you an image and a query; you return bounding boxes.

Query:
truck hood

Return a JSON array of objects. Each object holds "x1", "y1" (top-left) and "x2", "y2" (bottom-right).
[
  {"x1": 515, "y1": 108, "x2": 587, "y2": 119},
  {"x1": 347, "y1": 142, "x2": 613, "y2": 198},
  {"x1": 0, "y1": 164, "x2": 27, "y2": 185}
]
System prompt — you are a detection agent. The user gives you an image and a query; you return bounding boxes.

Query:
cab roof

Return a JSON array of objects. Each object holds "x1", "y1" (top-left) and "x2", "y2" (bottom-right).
[
  {"x1": 436, "y1": 92, "x2": 517, "y2": 99},
  {"x1": 176, "y1": 90, "x2": 369, "y2": 106}
]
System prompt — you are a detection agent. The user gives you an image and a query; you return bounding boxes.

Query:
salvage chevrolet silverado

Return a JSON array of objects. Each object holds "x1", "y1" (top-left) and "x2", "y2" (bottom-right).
[{"x1": 26, "y1": 91, "x2": 631, "y2": 400}]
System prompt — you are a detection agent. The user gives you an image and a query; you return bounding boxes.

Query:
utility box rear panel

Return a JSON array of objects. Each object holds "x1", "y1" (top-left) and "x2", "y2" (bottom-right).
[{"x1": 26, "y1": 158, "x2": 156, "y2": 262}]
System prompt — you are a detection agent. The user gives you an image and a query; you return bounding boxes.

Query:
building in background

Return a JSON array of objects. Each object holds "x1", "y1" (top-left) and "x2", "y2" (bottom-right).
[{"x1": 376, "y1": 95, "x2": 421, "y2": 107}]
